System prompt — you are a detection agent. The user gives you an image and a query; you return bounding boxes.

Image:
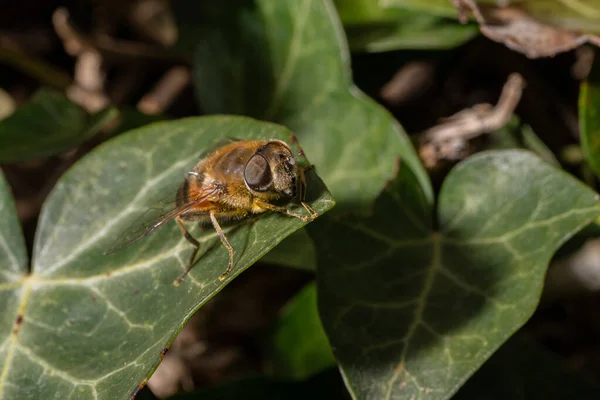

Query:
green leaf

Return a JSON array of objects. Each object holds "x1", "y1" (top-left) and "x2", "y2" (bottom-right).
[
  {"x1": 454, "y1": 334, "x2": 600, "y2": 399},
  {"x1": 0, "y1": 170, "x2": 29, "y2": 395},
  {"x1": 381, "y1": 0, "x2": 459, "y2": 18},
  {"x1": 333, "y1": 0, "x2": 477, "y2": 52},
  {"x1": 0, "y1": 89, "x2": 118, "y2": 163},
  {"x1": 384, "y1": 0, "x2": 600, "y2": 34},
  {"x1": 0, "y1": 170, "x2": 27, "y2": 279},
  {"x1": 335, "y1": 0, "x2": 406, "y2": 23},
  {"x1": 260, "y1": 229, "x2": 317, "y2": 270},
  {"x1": 112, "y1": 106, "x2": 166, "y2": 137},
  {"x1": 486, "y1": 116, "x2": 559, "y2": 166},
  {"x1": 580, "y1": 60, "x2": 600, "y2": 180},
  {"x1": 174, "y1": 0, "x2": 433, "y2": 212},
  {"x1": 264, "y1": 282, "x2": 335, "y2": 380},
  {"x1": 343, "y1": 15, "x2": 478, "y2": 53},
  {"x1": 312, "y1": 150, "x2": 600, "y2": 399},
  {"x1": 0, "y1": 116, "x2": 334, "y2": 400}
]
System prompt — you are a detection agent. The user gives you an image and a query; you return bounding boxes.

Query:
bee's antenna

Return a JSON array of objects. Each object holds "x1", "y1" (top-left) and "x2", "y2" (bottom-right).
[
  {"x1": 187, "y1": 172, "x2": 200, "y2": 177},
  {"x1": 296, "y1": 149, "x2": 305, "y2": 157}
]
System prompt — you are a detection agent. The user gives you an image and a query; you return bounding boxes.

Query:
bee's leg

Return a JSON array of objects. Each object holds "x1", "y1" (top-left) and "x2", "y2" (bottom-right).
[
  {"x1": 173, "y1": 217, "x2": 201, "y2": 287},
  {"x1": 298, "y1": 166, "x2": 308, "y2": 202},
  {"x1": 254, "y1": 199, "x2": 314, "y2": 222},
  {"x1": 209, "y1": 211, "x2": 235, "y2": 281},
  {"x1": 297, "y1": 167, "x2": 318, "y2": 219},
  {"x1": 290, "y1": 133, "x2": 317, "y2": 178},
  {"x1": 290, "y1": 134, "x2": 312, "y2": 168},
  {"x1": 289, "y1": 133, "x2": 318, "y2": 219},
  {"x1": 301, "y1": 202, "x2": 317, "y2": 219}
]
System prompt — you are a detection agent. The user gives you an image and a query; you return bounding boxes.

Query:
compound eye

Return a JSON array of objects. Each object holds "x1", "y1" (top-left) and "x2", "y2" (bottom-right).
[{"x1": 244, "y1": 154, "x2": 273, "y2": 192}]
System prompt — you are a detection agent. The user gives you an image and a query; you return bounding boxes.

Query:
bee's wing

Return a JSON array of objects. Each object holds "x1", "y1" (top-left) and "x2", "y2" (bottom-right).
[
  {"x1": 104, "y1": 186, "x2": 219, "y2": 255},
  {"x1": 181, "y1": 137, "x2": 243, "y2": 184}
]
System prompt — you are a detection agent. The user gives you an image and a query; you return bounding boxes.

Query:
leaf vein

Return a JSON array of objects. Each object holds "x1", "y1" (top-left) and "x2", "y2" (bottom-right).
[
  {"x1": 385, "y1": 233, "x2": 442, "y2": 399},
  {"x1": 0, "y1": 282, "x2": 33, "y2": 399},
  {"x1": 36, "y1": 135, "x2": 192, "y2": 276},
  {"x1": 88, "y1": 287, "x2": 155, "y2": 331}
]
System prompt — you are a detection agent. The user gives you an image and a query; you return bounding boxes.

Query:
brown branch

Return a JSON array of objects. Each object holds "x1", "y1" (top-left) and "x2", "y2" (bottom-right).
[
  {"x1": 421, "y1": 72, "x2": 525, "y2": 143},
  {"x1": 417, "y1": 73, "x2": 526, "y2": 169},
  {"x1": 572, "y1": 45, "x2": 596, "y2": 81},
  {"x1": 52, "y1": 7, "x2": 190, "y2": 64},
  {"x1": 137, "y1": 66, "x2": 191, "y2": 114},
  {"x1": 380, "y1": 61, "x2": 436, "y2": 106}
]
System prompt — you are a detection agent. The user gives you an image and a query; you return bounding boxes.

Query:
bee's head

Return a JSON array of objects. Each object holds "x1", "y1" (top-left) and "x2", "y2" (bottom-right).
[{"x1": 244, "y1": 140, "x2": 299, "y2": 198}]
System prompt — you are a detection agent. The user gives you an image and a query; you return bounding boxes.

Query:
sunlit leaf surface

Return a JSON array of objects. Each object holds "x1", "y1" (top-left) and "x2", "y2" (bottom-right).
[{"x1": 0, "y1": 116, "x2": 334, "y2": 400}]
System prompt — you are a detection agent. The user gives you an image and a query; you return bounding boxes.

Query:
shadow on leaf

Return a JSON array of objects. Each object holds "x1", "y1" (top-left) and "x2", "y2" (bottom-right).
[{"x1": 311, "y1": 150, "x2": 600, "y2": 399}]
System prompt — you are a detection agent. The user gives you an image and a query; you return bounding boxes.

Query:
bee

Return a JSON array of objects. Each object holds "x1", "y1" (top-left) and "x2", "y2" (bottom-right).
[{"x1": 106, "y1": 138, "x2": 317, "y2": 286}]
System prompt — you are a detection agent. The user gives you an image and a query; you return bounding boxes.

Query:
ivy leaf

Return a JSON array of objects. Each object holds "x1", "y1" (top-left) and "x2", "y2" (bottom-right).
[
  {"x1": 485, "y1": 116, "x2": 559, "y2": 166},
  {"x1": 0, "y1": 89, "x2": 118, "y2": 163},
  {"x1": 384, "y1": 0, "x2": 600, "y2": 33},
  {"x1": 454, "y1": 334, "x2": 600, "y2": 399},
  {"x1": 312, "y1": 150, "x2": 600, "y2": 399},
  {"x1": 449, "y1": 1, "x2": 600, "y2": 58},
  {"x1": 260, "y1": 229, "x2": 317, "y2": 270},
  {"x1": 380, "y1": 0, "x2": 459, "y2": 18},
  {"x1": 386, "y1": 1, "x2": 600, "y2": 57},
  {"x1": 580, "y1": 60, "x2": 600, "y2": 180},
  {"x1": 112, "y1": 106, "x2": 166, "y2": 137},
  {"x1": 0, "y1": 116, "x2": 334, "y2": 400},
  {"x1": 0, "y1": 169, "x2": 28, "y2": 381},
  {"x1": 174, "y1": 0, "x2": 433, "y2": 212},
  {"x1": 333, "y1": 0, "x2": 478, "y2": 52},
  {"x1": 263, "y1": 282, "x2": 336, "y2": 380}
]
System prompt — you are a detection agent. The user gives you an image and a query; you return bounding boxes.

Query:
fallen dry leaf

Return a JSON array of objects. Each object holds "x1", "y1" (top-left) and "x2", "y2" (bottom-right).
[{"x1": 453, "y1": 0, "x2": 600, "y2": 58}]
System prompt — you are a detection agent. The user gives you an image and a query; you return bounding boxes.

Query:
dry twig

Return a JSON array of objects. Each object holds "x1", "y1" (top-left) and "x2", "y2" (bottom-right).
[
  {"x1": 572, "y1": 46, "x2": 596, "y2": 81},
  {"x1": 422, "y1": 73, "x2": 524, "y2": 142},
  {"x1": 67, "y1": 50, "x2": 110, "y2": 113},
  {"x1": 53, "y1": 8, "x2": 110, "y2": 112},
  {"x1": 129, "y1": 0, "x2": 178, "y2": 46},
  {"x1": 52, "y1": 7, "x2": 188, "y2": 64},
  {"x1": 380, "y1": 61, "x2": 436, "y2": 105},
  {"x1": 418, "y1": 73, "x2": 525, "y2": 169},
  {"x1": 137, "y1": 66, "x2": 191, "y2": 114}
]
